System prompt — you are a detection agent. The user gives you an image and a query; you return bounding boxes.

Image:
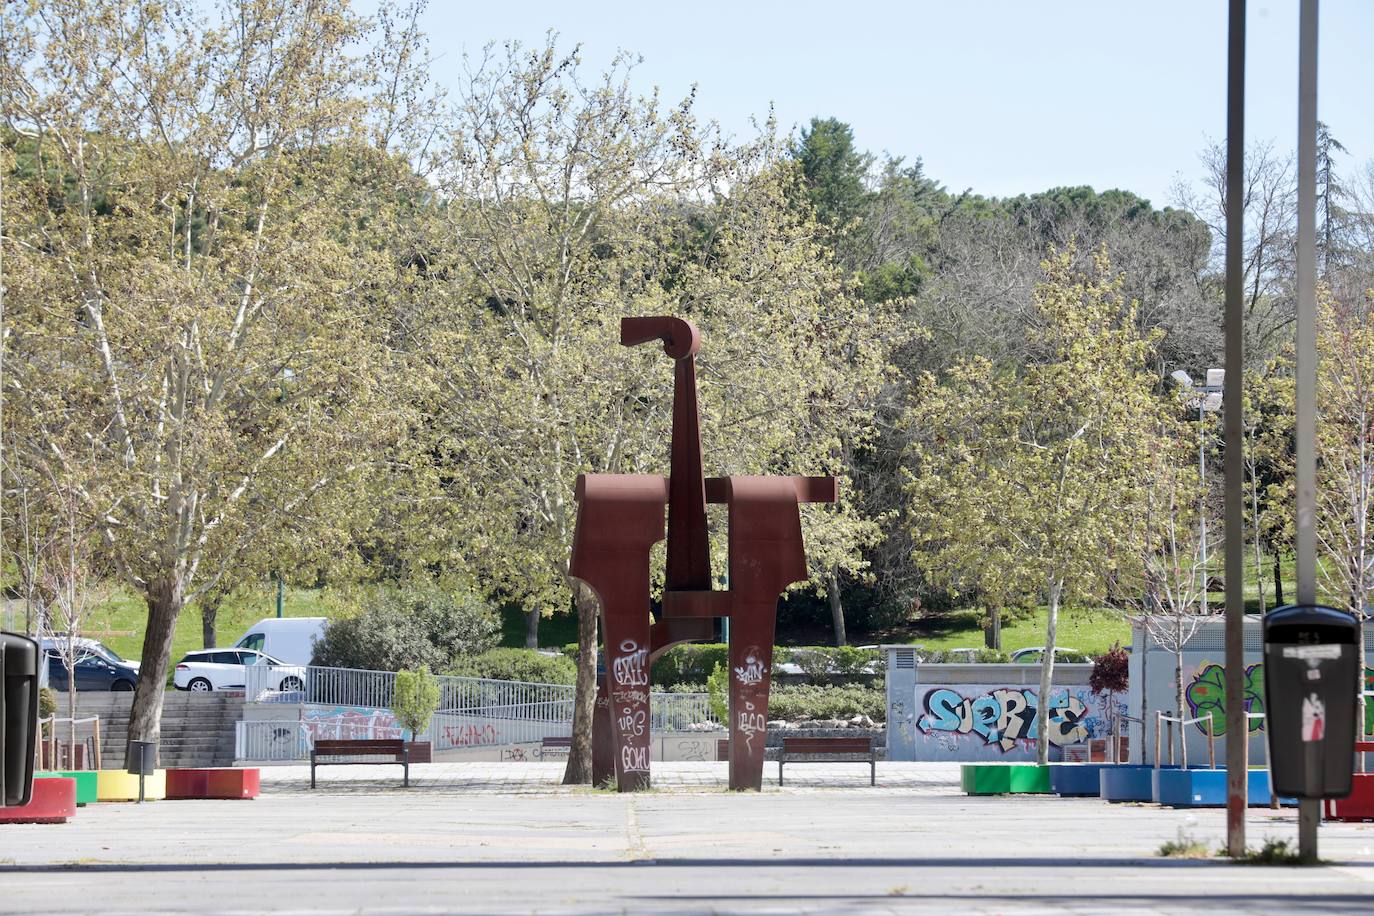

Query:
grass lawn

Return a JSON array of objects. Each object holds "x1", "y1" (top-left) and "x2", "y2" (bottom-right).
[
  {"x1": 80, "y1": 586, "x2": 333, "y2": 668},
  {"x1": 50, "y1": 553, "x2": 1309, "y2": 670}
]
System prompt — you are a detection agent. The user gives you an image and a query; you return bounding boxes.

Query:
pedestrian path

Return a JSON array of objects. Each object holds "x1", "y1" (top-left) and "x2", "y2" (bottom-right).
[{"x1": 260, "y1": 760, "x2": 965, "y2": 795}]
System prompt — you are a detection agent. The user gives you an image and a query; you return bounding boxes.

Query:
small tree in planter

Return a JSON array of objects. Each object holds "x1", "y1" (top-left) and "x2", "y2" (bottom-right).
[
  {"x1": 1090, "y1": 643, "x2": 1130, "y2": 762},
  {"x1": 393, "y1": 668, "x2": 441, "y2": 764}
]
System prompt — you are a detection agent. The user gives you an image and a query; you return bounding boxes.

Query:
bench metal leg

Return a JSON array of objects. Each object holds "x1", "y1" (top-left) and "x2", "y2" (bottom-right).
[
  {"x1": 871, "y1": 757, "x2": 876, "y2": 787},
  {"x1": 404, "y1": 761, "x2": 410, "y2": 788},
  {"x1": 310, "y1": 753, "x2": 316, "y2": 789},
  {"x1": 778, "y1": 759, "x2": 784, "y2": 786}
]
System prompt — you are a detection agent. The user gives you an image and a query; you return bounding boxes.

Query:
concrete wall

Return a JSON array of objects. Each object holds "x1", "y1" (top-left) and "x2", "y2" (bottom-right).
[{"x1": 883, "y1": 651, "x2": 1108, "y2": 761}]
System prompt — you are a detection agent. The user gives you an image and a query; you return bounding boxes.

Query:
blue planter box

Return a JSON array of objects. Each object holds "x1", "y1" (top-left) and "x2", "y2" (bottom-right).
[
  {"x1": 1049, "y1": 763, "x2": 1111, "y2": 797},
  {"x1": 1152, "y1": 768, "x2": 1295, "y2": 807},
  {"x1": 1100, "y1": 765, "x2": 1179, "y2": 802}
]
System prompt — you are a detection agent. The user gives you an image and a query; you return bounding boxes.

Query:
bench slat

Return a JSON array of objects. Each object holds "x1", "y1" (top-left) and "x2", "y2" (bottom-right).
[
  {"x1": 782, "y1": 738, "x2": 872, "y2": 754},
  {"x1": 314, "y1": 739, "x2": 405, "y2": 753}
]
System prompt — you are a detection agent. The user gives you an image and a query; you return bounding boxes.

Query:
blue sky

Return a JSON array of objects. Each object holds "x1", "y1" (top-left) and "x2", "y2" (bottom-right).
[{"x1": 387, "y1": 1, "x2": 1373, "y2": 208}]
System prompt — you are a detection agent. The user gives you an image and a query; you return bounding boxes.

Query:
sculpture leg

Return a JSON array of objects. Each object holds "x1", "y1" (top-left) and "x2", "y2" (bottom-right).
[
  {"x1": 728, "y1": 604, "x2": 777, "y2": 791},
  {"x1": 601, "y1": 614, "x2": 653, "y2": 791}
]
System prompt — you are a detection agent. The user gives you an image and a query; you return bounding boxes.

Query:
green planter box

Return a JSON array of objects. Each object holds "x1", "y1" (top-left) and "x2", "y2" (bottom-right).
[
  {"x1": 961, "y1": 764, "x2": 1052, "y2": 795},
  {"x1": 35, "y1": 770, "x2": 98, "y2": 806}
]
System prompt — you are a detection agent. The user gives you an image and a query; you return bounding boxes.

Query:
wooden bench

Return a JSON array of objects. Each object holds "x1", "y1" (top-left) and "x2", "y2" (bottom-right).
[
  {"x1": 310, "y1": 739, "x2": 409, "y2": 788},
  {"x1": 778, "y1": 736, "x2": 875, "y2": 786}
]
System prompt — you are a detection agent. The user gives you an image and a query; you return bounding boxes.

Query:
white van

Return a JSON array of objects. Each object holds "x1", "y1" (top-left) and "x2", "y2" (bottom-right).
[{"x1": 232, "y1": 617, "x2": 327, "y2": 666}]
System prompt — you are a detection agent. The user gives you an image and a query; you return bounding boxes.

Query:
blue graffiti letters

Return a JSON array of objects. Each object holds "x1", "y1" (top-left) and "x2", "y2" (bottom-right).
[{"x1": 918, "y1": 686, "x2": 1089, "y2": 751}]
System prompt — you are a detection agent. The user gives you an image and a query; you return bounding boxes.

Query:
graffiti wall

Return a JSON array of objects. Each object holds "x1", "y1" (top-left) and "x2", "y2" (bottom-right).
[
  {"x1": 302, "y1": 705, "x2": 402, "y2": 741},
  {"x1": 1182, "y1": 660, "x2": 1374, "y2": 737},
  {"x1": 912, "y1": 684, "x2": 1123, "y2": 761}
]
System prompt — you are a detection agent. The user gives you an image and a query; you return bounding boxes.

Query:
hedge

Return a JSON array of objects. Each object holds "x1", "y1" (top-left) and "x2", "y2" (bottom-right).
[
  {"x1": 448, "y1": 648, "x2": 577, "y2": 685},
  {"x1": 767, "y1": 684, "x2": 885, "y2": 723}
]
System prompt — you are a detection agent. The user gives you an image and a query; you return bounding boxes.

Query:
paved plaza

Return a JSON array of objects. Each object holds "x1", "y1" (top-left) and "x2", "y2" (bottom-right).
[{"x1": 5, "y1": 762, "x2": 1374, "y2": 914}]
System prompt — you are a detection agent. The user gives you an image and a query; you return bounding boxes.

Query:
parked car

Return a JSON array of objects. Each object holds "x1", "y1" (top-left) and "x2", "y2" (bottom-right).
[
  {"x1": 1009, "y1": 646, "x2": 1091, "y2": 664},
  {"x1": 174, "y1": 648, "x2": 305, "y2": 692},
  {"x1": 41, "y1": 635, "x2": 139, "y2": 670},
  {"x1": 230, "y1": 617, "x2": 327, "y2": 665},
  {"x1": 44, "y1": 646, "x2": 139, "y2": 692}
]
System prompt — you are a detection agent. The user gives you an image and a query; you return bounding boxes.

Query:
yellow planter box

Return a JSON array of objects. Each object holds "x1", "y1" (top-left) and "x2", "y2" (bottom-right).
[{"x1": 96, "y1": 769, "x2": 166, "y2": 802}]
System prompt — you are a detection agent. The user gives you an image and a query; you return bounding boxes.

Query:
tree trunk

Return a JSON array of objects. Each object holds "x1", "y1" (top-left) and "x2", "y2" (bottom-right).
[
  {"x1": 1175, "y1": 621, "x2": 1187, "y2": 768},
  {"x1": 1036, "y1": 577, "x2": 1062, "y2": 766},
  {"x1": 200, "y1": 590, "x2": 224, "y2": 649},
  {"x1": 525, "y1": 608, "x2": 540, "y2": 649},
  {"x1": 828, "y1": 574, "x2": 846, "y2": 648},
  {"x1": 562, "y1": 585, "x2": 599, "y2": 785},
  {"x1": 1273, "y1": 555, "x2": 1285, "y2": 606},
  {"x1": 127, "y1": 578, "x2": 183, "y2": 766},
  {"x1": 1359, "y1": 628, "x2": 1367, "y2": 774},
  {"x1": 985, "y1": 607, "x2": 1001, "y2": 650},
  {"x1": 68, "y1": 675, "x2": 77, "y2": 768}
]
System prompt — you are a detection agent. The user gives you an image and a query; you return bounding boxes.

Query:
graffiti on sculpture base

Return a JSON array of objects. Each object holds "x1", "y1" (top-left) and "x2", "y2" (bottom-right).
[{"x1": 916, "y1": 685, "x2": 1117, "y2": 753}]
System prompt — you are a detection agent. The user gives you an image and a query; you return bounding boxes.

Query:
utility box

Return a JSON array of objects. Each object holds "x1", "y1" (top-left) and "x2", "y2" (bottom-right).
[
  {"x1": 1263, "y1": 604, "x2": 1360, "y2": 799},
  {"x1": 2, "y1": 631, "x2": 41, "y2": 807}
]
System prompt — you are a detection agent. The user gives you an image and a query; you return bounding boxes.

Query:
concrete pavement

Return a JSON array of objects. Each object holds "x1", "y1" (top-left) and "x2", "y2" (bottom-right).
[{"x1": 4, "y1": 762, "x2": 1374, "y2": 914}]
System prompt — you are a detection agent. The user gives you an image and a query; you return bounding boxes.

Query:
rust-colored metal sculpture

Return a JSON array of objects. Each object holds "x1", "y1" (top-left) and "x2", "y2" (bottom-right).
[{"x1": 568, "y1": 317, "x2": 835, "y2": 791}]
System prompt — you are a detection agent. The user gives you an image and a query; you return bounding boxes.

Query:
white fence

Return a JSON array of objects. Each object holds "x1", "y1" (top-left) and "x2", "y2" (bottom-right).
[{"x1": 237, "y1": 663, "x2": 717, "y2": 761}]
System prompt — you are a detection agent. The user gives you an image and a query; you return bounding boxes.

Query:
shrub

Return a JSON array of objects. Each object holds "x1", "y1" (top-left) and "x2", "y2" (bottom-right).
[
  {"x1": 651, "y1": 643, "x2": 731, "y2": 687},
  {"x1": 779, "y1": 646, "x2": 880, "y2": 682},
  {"x1": 767, "y1": 684, "x2": 885, "y2": 722},
  {"x1": 448, "y1": 648, "x2": 577, "y2": 685},
  {"x1": 311, "y1": 582, "x2": 500, "y2": 672},
  {"x1": 1090, "y1": 642, "x2": 1130, "y2": 695},
  {"x1": 705, "y1": 663, "x2": 729, "y2": 724},
  {"x1": 919, "y1": 648, "x2": 1010, "y2": 663},
  {"x1": 393, "y1": 667, "x2": 440, "y2": 739}
]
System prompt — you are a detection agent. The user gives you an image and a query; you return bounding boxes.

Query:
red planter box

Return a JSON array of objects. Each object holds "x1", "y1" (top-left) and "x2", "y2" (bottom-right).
[
  {"x1": 0, "y1": 777, "x2": 77, "y2": 824},
  {"x1": 165, "y1": 768, "x2": 261, "y2": 800},
  {"x1": 1325, "y1": 772, "x2": 1374, "y2": 822}
]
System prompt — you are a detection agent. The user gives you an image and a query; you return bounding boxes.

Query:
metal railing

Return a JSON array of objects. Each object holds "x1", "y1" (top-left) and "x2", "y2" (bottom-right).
[
  {"x1": 235, "y1": 721, "x2": 312, "y2": 761},
  {"x1": 236, "y1": 663, "x2": 719, "y2": 760}
]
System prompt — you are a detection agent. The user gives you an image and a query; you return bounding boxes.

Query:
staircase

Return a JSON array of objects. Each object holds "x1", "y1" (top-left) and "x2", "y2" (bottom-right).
[{"x1": 69, "y1": 691, "x2": 243, "y2": 768}]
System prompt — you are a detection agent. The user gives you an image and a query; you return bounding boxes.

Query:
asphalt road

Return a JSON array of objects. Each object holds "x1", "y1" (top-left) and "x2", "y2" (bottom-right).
[{"x1": 4, "y1": 764, "x2": 1374, "y2": 914}]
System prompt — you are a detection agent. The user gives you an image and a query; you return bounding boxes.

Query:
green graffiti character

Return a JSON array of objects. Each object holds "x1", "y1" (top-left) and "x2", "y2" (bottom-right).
[{"x1": 1184, "y1": 662, "x2": 1267, "y2": 736}]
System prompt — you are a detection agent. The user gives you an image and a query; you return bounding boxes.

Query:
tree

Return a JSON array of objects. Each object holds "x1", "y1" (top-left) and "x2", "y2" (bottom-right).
[
  {"x1": 1313, "y1": 288, "x2": 1374, "y2": 751},
  {"x1": 1112, "y1": 416, "x2": 1217, "y2": 762},
  {"x1": 421, "y1": 40, "x2": 890, "y2": 782},
  {"x1": 39, "y1": 485, "x2": 111, "y2": 766},
  {"x1": 906, "y1": 246, "x2": 1166, "y2": 764},
  {"x1": 791, "y1": 117, "x2": 873, "y2": 261},
  {"x1": 2, "y1": 0, "x2": 418, "y2": 759}
]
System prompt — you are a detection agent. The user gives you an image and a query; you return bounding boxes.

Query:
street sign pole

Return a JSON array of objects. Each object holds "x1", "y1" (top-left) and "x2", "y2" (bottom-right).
[
  {"x1": 1294, "y1": 0, "x2": 1321, "y2": 864},
  {"x1": 1223, "y1": 0, "x2": 1248, "y2": 859}
]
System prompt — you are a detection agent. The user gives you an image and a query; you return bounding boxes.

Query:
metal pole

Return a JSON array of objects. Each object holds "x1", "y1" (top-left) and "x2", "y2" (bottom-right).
[
  {"x1": 276, "y1": 574, "x2": 285, "y2": 619},
  {"x1": 1295, "y1": 0, "x2": 1321, "y2": 864},
  {"x1": 1223, "y1": 0, "x2": 1249, "y2": 859},
  {"x1": 1200, "y1": 401, "x2": 1208, "y2": 616}
]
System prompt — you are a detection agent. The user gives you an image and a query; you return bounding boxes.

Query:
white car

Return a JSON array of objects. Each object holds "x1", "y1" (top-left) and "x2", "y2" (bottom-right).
[{"x1": 174, "y1": 648, "x2": 305, "y2": 693}]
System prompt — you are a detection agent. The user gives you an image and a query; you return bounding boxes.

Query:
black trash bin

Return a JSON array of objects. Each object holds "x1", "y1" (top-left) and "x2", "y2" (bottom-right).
[
  {"x1": 1263, "y1": 604, "x2": 1361, "y2": 799},
  {"x1": 1, "y1": 631, "x2": 41, "y2": 808}
]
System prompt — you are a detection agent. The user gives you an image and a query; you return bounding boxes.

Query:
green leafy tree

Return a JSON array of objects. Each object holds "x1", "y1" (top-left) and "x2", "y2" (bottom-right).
[
  {"x1": 392, "y1": 667, "x2": 441, "y2": 741},
  {"x1": 791, "y1": 117, "x2": 873, "y2": 257},
  {"x1": 419, "y1": 41, "x2": 890, "y2": 782},
  {"x1": 906, "y1": 247, "x2": 1167, "y2": 764},
  {"x1": 1, "y1": 0, "x2": 422, "y2": 757}
]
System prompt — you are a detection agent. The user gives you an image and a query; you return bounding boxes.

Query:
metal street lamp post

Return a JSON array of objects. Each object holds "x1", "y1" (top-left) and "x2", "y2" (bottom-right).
[{"x1": 1171, "y1": 368, "x2": 1225, "y2": 615}]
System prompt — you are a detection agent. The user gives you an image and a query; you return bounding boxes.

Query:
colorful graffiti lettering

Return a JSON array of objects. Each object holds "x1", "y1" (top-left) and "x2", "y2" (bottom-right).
[
  {"x1": 1184, "y1": 662, "x2": 1265, "y2": 735},
  {"x1": 302, "y1": 706, "x2": 401, "y2": 741},
  {"x1": 916, "y1": 686, "x2": 1093, "y2": 751},
  {"x1": 1186, "y1": 662, "x2": 1374, "y2": 735}
]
